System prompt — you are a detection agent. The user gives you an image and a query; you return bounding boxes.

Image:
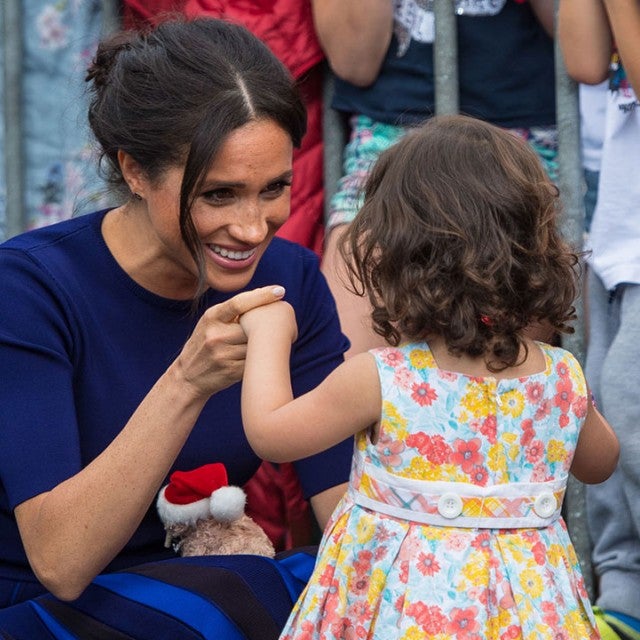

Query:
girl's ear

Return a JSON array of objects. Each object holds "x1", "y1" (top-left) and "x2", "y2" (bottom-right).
[{"x1": 118, "y1": 149, "x2": 147, "y2": 199}]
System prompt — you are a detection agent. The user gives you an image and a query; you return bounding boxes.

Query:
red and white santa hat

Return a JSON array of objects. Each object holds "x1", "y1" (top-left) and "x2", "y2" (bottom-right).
[{"x1": 156, "y1": 462, "x2": 247, "y2": 526}]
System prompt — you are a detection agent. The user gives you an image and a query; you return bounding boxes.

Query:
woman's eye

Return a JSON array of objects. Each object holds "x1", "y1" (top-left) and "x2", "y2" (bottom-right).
[
  {"x1": 262, "y1": 180, "x2": 291, "y2": 197},
  {"x1": 203, "y1": 188, "x2": 234, "y2": 204}
]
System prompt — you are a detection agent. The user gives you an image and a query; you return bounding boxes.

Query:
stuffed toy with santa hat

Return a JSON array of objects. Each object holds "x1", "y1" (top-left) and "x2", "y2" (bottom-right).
[{"x1": 157, "y1": 462, "x2": 276, "y2": 558}]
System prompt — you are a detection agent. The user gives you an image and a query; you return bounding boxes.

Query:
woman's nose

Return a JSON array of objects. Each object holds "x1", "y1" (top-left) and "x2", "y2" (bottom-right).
[{"x1": 228, "y1": 204, "x2": 270, "y2": 244}]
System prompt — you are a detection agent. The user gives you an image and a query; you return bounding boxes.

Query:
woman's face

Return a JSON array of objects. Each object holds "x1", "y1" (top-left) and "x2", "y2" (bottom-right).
[{"x1": 141, "y1": 118, "x2": 293, "y2": 296}]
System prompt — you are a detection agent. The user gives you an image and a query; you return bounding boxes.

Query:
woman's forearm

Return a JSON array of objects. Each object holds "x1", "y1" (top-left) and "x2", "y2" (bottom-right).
[
  {"x1": 558, "y1": 0, "x2": 613, "y2": 83},
  {"x1": 311, "y1": 0, "x2": 394, "y2": 86},
  {"x1": 15, "y1": 365, "x2": 207, "y2": 601}
]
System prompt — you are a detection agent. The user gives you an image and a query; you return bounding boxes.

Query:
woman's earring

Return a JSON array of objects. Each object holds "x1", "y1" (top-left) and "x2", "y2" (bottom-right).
[{"x1": 133, "y1": 193, "x2": 143, "y2": 201}]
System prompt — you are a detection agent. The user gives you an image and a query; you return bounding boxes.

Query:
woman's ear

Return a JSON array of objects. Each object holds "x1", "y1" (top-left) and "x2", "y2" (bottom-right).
[{"x1": 118, "y1": 150, "x2": 147, "y2": 199}]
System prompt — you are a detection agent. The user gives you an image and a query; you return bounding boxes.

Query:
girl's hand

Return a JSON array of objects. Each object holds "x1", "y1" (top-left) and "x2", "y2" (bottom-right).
[
  {"x1": 174, "y1": 285, "x2": 286, "y2": 399},
  {"x1": 239, "y1": 300, "x2": 298, "y2": 343}
]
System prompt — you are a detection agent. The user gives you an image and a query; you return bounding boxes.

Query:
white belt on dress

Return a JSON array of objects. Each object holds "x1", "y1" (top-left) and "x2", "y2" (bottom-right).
[{"x1": 349, "y1": 460, "x2": 565, "y2": 529}]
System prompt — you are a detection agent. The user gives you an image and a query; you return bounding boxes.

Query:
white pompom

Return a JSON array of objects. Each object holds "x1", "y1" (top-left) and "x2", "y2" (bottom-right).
[{"x1": 209, "y1": 486, "x2": 247, "y2": 522}]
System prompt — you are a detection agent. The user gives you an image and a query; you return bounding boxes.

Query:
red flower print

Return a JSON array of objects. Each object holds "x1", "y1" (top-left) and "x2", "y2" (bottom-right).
[
  {"x1": 406, "y1": 431, "x2": 430, "y2": 454},
  {"x1": 525, "y1": 381, "x2": 545, "y2": 404},
  {"x1": 468, "y1": 464, "x2": 489, "y2": 486},
  {"x1": 331, "y1": 617, "x2": 362, "y2": 640},
  {"x1": 521, "y1": 529, "x2": 540, "y2": 544},
  {"x1": 289, "y1": 620, "x2": 315, "y2": 640},
  {"x1": 406, "y1": 432, "x2": 452, "y2": 463},
  {"x1": 406, "y1": 602, "x2": 447, "y2": 634},
  {"x1": 531, "y1": 461, "x2": 551, "y2": 482},
  {"x1": 520, "y1": 419, "x2": 535, "y2": 446},
  {"x1": 559, "y1": 413, "x2": 570, "y2": 428},
  {"x1": 526, "y1": 440, "x2": 545, "y2": 464},
  {"x1": 351, "y1": 573, "x2": 370, "y2": 595},
  {"x1": 374, "y1": 545, "x2": 388, "y2": 561},
  {"x1": 319, "y1": 564, "x2": 335, "y2": 586},
  {"x1": 381, "y1": 348, "x2": 404, "y2": 367},
  {"x1": 534, "y1": 399, "x2": 551, "y2": 421},
  {"x1": 411, "y1": 382, "x2": 438, "y2": 406},
  {"x1": 471, "y1": 531, "x2": 492, "y2": 553},
  {"x1": 416, "y1": 552, "x2": 441, "y2": 576},
  {"x1": 428, "y1": 434, "x2": 453, "y2": 464},
  {"x1": 376, "y1": 434, "x2": 405, "y2": 467},
  {"x1": 446, "y1": 606, "x2": 480, "y2": 638},
  {"x1": 347, "y1": 600, "x2": 372, "y2": 621},
  {"x1": 393, "y1": 366, "x2": 414, "y2": 389},
  {"x1": 554, "y1": 378, "x2": 575, "y2": 414},
  {"x1": 374, "y1": 524, "x2": 394, "y2": 544},
  {"x1": 394, "y1": 594, "x2": 405, "y2": 613},
  {"x1": 532, "y1": 541, "x2": 547, "y2": 565},
  {"x1": 399, "y1": 559, "x2": 409, "y2": 583},
  {"x1": 541, "y1": 601, "x2": 560, "y2": 627},
  {"x1": 451, "y1": 438, "x2": 484, "y2": 473},
  {"x1": 480, "y1": 415, "x2": 497, "y2": 443},
  {"x1": 500, "y1": 625, "x2": 522, "y2": 640},
  {"x1": 353, "y1": 550, "x2": 373, "y2": 575},
  {"x1": 573, "y1": 394, "x2": 587, "y2": 419},
  {"x1": 556, "y1": 361, "x2": 570, "y2": 378}
]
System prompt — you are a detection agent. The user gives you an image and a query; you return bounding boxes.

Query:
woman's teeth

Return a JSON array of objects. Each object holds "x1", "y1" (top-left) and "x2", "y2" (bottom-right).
[{"x1": 210, "y1": 245, "x2": 255, "y2": 260}]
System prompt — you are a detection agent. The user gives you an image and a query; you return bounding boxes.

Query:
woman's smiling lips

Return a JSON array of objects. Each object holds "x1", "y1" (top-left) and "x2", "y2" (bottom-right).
[{"x1": 207, "y1": 243, "x2": 259, "y2": 270}]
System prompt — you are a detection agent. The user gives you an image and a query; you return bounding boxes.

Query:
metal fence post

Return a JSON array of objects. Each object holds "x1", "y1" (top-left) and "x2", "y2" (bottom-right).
[
  {"x1": 553, "y1": 5, "x2": 594, "y2": 599},
  {"x1": 433, "y1": 0, "x2": 459, "y2": 115},
  {"x1": 1, "y1": 0, "x2": 24, "y2": 240}
]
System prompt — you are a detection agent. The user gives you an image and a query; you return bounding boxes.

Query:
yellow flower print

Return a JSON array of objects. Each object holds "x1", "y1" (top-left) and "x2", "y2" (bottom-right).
[
  {"x1": 487, "y1": 443, "x2": 508, "y2": 473},
  {"x1": 546, "y1": 543, "x2": 564, "y2": 567},
  {"x1": 409, "y1": 348, "x2": 434, "y2": 369},
  {"x1": 497, "y1": 608, "x2": 515, "y2": 631},
  {"x1": 370, "y1": 567, "x2": 386, "y2": 594},
  {"x1": 401, "y1": 626, "x2": 426, "y2": 640},
  {"x1": 382, "y1": 401, "x2": 408, "y2": 437},
  {"x1": 525, "y1": 624, "x2": 554, "y2": 640},
  {"x1": 356, "y1": 516, "x2": 378, "y2": 545},
  {"x1": 405, "y1": 456, "x2": 433, "y2": 479},
  {"x1": 460, "y1": 383, "x2": 494, "y2": 418},
  {"x1": 547, "y1": 439, "x2": 567, "y2": 463},
  {"x1": 563, "y1": 610, "x2": 589, "y2": 633},
  {"x1": 462, "y1": 551, "x2": 489, "y2": 583},
  {"x1": 501, "y1": 389, "x2": 525, "y2": 418},
  {"x1": 519, "y1": 569, "x2": 544, "y2": 598}
]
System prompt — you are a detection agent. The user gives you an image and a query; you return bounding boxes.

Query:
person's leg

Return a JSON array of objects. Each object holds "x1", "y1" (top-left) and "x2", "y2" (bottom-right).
[{"x1": 587, "y1": 275, "x2": 640, "y2": 626}]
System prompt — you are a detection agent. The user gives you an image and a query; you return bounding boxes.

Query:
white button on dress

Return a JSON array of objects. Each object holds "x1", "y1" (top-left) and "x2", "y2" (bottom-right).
[
  {"x1": 437, "y1": 493, "x2": 464, "y2": 519},
  {"x1": 533, "y1": 492, "x2": 557, "y2": 518}
]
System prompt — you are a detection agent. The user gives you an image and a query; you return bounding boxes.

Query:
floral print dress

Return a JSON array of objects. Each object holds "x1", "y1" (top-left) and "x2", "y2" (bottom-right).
[{"x1": 280, "y1": 342, "x2": 599, "y2": 640}]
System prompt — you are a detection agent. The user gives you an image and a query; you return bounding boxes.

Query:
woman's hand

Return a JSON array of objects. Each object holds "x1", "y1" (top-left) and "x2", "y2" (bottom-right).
[
  {"x1": 14, "y1": 284, "x2": 286, "y2": 601},
  {"x1": 174, "y1": 286, "x2": 287, "y2": 400}
]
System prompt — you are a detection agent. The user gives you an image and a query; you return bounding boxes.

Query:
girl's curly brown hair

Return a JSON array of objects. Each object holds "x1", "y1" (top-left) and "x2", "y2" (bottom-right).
[{"x1": 341, "y1": 114, "x2": 580, "y2": 372}]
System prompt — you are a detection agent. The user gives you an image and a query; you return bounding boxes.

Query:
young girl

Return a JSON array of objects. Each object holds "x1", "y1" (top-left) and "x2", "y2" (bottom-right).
[{"x1": 240, "y1": 114, "x2": 619, "y2": 639}]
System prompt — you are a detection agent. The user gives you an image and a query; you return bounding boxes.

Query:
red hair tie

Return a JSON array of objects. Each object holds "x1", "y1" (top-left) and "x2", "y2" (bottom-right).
[{"x1": 480, "y1": 315, "x2": 493, "y2": 326}]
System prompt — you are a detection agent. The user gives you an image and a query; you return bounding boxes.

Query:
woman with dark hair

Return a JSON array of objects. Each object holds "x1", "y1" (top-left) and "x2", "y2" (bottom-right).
[{"x1": 0, "y1": 16, "x2": 350, "y2": 631}]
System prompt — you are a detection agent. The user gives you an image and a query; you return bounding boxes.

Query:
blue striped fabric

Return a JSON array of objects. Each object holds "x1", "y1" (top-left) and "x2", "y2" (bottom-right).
[{"x1": 0, "y1": 549, "x2": 317, "y2": 640}]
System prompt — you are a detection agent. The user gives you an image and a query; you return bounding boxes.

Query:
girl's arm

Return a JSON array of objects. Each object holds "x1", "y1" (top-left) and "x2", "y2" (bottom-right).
[
  {"x1": 310, "y1": 0, "x2": 394, "y2": 87},
  {"x1": 240, "y1": 302, "x2": 381, "y2": 462},
  {"x1": 570, "y1": 394, "x2": 619, "y2": 483},
  {"x1": 558, "y1": 0, "x2": 613, "y2": 83},
  {"x1": 13, "y1": 286, "x2": 284, "y2": 602}
]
